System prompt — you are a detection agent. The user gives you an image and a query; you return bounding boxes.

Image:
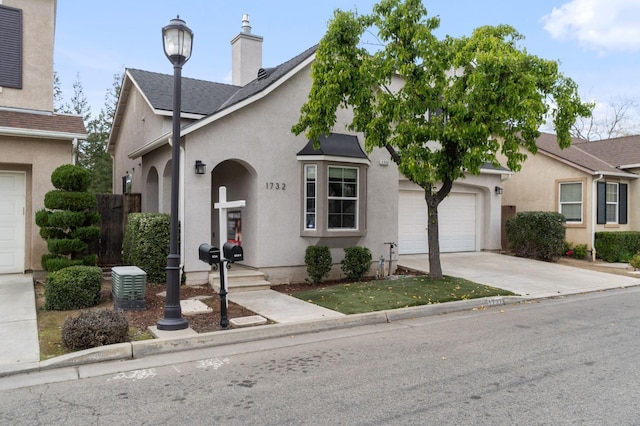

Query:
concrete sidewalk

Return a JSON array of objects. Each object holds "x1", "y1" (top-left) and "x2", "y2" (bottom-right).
[
  {"x1": 3, "y1": 252, "x2": 640, "y2": 377},
  {"x1": 0, "y1": 274, "x2": 39, "y2": 375}
]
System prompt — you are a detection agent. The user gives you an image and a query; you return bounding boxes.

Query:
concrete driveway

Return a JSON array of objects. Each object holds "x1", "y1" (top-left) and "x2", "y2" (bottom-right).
[{"x1": 397, "y1": 252, "x2": 640, "y2": 298}]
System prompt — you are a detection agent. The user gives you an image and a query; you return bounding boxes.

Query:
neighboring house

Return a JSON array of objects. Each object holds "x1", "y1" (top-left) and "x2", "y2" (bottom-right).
[
  {"x1": 500, "y1": 132, "x2": 638, "y2": 256},
  {"x1": 107, "y1": 17, "x2": 506, "y2": 285},
  {"x1": 0, "y1": 0, "x2": 87, "y2": 274}
]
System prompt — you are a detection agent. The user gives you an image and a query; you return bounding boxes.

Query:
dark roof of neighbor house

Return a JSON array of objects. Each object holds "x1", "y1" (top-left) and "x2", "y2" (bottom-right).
[
  {"x1": 297, "y1": 133, "x2": 368, "y2": 159},
  {"x1": 535, "y1": 132, "x2": 624, "y2": 175},
  {"x1": 573, "y1": 134, "x2": 640, "y2": 168},
  {"x1": 0, "y1": 109, "x2": 87, "y2": 137},
  {"x1": 127, "y1": 69, "x2": 240, "y2": 116},
  {"x1": 127, "y1": 44, "x2": 318, "y2": 118}
]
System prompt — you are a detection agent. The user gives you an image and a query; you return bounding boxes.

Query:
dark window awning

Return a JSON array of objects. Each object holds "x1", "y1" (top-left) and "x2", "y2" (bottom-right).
[{"x1": 297, "y1": 133, "x2": 369, "y2": 161}]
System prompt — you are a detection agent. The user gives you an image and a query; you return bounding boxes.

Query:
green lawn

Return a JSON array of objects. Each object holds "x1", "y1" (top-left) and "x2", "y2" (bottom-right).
[{"x1": 292, "y1": 275, "x2": 515, "y2": 315}]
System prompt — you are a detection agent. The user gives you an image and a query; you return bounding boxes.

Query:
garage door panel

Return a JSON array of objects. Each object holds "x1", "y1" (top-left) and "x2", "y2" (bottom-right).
[
  {"x1": 0, "y1": 172, "x2": 26, "y2": 273},
  {"x1": 399, "y1": 190, "x2": 476, "y2": 254}
]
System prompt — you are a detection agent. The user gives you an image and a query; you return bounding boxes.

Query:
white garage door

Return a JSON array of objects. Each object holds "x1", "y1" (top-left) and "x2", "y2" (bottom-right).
[
  {"x1": 399, "y1": 190, "x2": 476, "y2": 254},
  {"x1": 0, "y1": 172, "x2": 26, "y2": 274}
]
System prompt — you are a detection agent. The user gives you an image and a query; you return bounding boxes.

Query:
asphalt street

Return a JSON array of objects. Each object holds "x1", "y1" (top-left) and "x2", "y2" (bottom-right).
[{"x1": 2, "y1": 286, "x2": 640, "y2": 425}]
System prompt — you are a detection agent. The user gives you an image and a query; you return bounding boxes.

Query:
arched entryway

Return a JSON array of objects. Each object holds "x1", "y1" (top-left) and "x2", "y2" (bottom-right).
[
  {"x1": 211, "y1": 160, "x2": 257, "y2": 265},
  {"x1": 145, "y1": 166, "x2": 159, "y2": 213}
]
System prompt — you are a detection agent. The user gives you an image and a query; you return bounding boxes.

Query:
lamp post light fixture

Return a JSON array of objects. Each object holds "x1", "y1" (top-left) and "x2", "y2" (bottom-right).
[{"x1": 157, "y1": 16, "x2": 193, "y2": 331}]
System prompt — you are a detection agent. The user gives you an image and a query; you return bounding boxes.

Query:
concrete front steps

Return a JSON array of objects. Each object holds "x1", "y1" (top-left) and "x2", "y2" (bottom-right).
[{"x1": 209, "y1": 265, "x2": 272, "y2": 293}]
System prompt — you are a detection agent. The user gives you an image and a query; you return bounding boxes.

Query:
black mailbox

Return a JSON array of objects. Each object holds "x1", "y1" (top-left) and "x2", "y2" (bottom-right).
[
  {"x1": 223, "y1": 242, "x2": 243, "y2": 262},
  {"x1": 198, "y1": 243, "x2": 221, "y2": 265}
]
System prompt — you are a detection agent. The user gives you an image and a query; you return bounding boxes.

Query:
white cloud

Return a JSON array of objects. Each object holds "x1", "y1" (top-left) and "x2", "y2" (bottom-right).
[{"x1": 542, "y1": 0, "x2": 640, "y2": 52}]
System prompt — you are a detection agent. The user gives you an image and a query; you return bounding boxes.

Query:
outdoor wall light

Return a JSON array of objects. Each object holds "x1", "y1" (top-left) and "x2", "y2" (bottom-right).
[
  {"x1": 495, "y1": 186, "x2": 503, "y2": 195},
  {"x1": 195, "y1": 160, "x2": 206, "y2": 175}
]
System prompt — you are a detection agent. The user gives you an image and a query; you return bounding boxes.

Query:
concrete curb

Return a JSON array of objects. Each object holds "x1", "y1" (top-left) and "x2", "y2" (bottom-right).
[{"x1": 1, "y1": 295, "x2": 525, "y2": 378}]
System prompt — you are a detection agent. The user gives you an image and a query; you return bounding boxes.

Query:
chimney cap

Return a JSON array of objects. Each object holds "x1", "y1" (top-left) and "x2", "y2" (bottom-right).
[{"x1": 241, "y1": 14, "x2": 251, "y2": 34}]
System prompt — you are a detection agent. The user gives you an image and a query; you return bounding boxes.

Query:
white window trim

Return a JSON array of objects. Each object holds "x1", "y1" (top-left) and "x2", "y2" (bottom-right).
[
  {"x1": 606, "y1": 182, "x2": 619, "y2": 224},
  {"x1": 304, "y1": 164, "x2": 317, "y2": 230},
  {"x1": 559, "y1": 181, "x2": 583, "y2": 224},
  {"x1": 327, "y1": 165, "x2": 359, "y2": 230}
]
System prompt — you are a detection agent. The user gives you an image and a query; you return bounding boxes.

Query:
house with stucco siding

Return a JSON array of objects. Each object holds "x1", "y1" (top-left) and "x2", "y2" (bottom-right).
[
  {"x1": 107, "y1": 16, "x2": 507, "y2": 286},
  {"x1": 0, "y1": 0, "x2": 87, "y2": 274},
  {"x1": 500, "y1": 132, "x2": 639, "y2": 258}
]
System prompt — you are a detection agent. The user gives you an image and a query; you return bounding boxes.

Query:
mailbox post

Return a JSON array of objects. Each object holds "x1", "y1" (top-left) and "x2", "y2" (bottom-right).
[{"x1": 197, "y1": 242, "x2": 243, "y2": 329}]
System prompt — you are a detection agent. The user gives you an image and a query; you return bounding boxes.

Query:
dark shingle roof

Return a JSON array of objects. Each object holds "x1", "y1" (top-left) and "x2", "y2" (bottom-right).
[
  {"x1": 573, "y1": 135, "x2": 640, "y2": 168},
  {"x1": 127, "y1": 69, "x2": 240, "y2": 115},
  {"x1": 127, "y1": 44, "x2": 318, "y2": 118},
  {"x1": 297, "y1": 133, "x2": 368, "y2": 159},
  {"x1": 536, "y1": 132, "x2": 627, "y2": 175},
  {"x1": 0, "y1": 109, "x2": 87, "y2": 137}
]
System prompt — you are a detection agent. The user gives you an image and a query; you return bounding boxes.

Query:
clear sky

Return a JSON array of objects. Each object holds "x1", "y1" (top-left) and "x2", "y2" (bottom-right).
[{"x1": 54, "y1": 0, "x2": 640, "y2": 126}]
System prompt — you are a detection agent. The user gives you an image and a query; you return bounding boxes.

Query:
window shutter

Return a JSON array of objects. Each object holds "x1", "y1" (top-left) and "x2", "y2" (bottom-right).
[
  {"x1": 596, "y1": 181, "x2": 606, "y2": 224},
  {"x1": 619, "y1": 183, "x2": 628, "y2": 224},
  {"x1": 0, "y1": 5, "x2": 23, "y2": 89}
]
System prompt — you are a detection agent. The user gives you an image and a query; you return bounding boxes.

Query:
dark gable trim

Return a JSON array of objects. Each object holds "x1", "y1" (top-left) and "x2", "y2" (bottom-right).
[{"x1": 0, "y1": 5, "x2": 22, "y2": 89}]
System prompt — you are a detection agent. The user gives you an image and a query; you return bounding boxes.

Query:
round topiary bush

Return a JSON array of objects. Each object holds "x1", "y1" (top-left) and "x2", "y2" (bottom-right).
[
  {"x1": 45, "y1": 265, "x2": 102, "y2": 310},
  {"x1": 62, "y1": 309, "x2": 130, "y2": 351},
  {"x1": 51, "y1": 164, "x2": 91, "y2": 192},
  {"x1": 341, "y1": 246, "x2": 372, "y2": 281},
  {"x1": 305, "y1": 245, "x2": 332, "y2": 284}
]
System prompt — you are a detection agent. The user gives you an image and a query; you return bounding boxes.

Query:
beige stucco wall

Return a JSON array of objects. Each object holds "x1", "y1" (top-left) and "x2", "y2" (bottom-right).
[
  {"x1": 499, "y1": 149, "x2": 635, "y2": 250},
  {"x1": 0, "y1": 135, "x2": 72, "y2": 270},
  {"x1": 0, "y1": 0, "x2": 55, "y2": 111},
  {"x1": 169, "y1": 64, "x2": 399, "y2": 284},
  {"x1": 110, "y1": 83, "x2": 172, "y2": 194}
]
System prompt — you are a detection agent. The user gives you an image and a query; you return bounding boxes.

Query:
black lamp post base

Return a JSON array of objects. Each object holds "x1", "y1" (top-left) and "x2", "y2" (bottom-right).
[{"x1": 157, "y1": 316, "x2": 189, "y2": 331}]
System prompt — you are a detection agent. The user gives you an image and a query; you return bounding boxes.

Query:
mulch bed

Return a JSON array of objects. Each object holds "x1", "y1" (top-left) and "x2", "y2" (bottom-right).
[{"x1": 112, "y1": 282, "x2": 259, "y2": 334}]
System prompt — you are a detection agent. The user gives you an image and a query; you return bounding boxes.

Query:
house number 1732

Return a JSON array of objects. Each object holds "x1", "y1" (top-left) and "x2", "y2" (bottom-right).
[{"x1": 266, "y1": 182, "x2": 286, "y2": 190}]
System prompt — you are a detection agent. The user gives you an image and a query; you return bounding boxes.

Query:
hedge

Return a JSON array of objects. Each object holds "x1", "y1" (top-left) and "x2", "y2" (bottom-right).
[
  {"x1": 45, "y1": 265, "x2": 102, "y2": 310},
  {"x1": 122, "y1": 213, "x2": 171, "y2": 284},
  {"x1": 506, "y1": 211, "x2": 566, "y2": 261},
  {"x1": 594, "y1": 232, "x2": 640, "y2": 263}
]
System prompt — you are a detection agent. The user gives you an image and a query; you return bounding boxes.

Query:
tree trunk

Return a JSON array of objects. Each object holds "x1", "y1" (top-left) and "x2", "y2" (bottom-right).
[{"x1": 426, "y1": 195, "x2": 443, "y2": 279}]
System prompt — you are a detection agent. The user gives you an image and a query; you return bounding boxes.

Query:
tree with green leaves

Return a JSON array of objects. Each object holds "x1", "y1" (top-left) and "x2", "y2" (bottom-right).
[
  {"x1": 292, "y1": 0, "x2": 592, "y2": 279},
  {"x1": 55, "y1": 72, "x2": 121, "y2": 193}
]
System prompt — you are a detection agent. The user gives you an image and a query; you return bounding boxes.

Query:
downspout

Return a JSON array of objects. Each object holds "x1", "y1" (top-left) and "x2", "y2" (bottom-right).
[
  {"x1": 591, "y1": 174, "x2": 604, "y2": 262},
  {"x1": 71, "y1": 138, "x2": 78, "y2": 165}
]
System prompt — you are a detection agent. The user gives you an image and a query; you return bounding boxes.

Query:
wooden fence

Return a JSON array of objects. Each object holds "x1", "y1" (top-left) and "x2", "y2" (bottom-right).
[{"x1": 96, "y1": 193, "x2": 141, "y2": 266}]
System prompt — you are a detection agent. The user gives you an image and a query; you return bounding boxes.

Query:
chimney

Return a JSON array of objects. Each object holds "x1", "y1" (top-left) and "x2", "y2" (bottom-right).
[{"x1": 231, "y1": 14, "x2": 263, "y2": 86}]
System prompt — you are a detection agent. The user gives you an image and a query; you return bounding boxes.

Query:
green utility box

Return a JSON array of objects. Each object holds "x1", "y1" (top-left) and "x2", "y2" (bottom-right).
[{"x1": 111, "y1": 266, "x2": 147, "y2": 310}]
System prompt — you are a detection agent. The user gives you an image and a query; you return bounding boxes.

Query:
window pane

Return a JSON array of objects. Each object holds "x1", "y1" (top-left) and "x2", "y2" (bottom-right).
[
  {"x1": 606, "y1": 204, "x2": 617, "y2": 222},
  {"x1": 305, "y1": 165, "x2": 316, "y2": 180},
  {"x1": 606, "y1": 183, "x2": 618, "y2": 202},
  {"x1": 561, "y1": 204, "x2": 581, "y2": 222},
  {"x1": 560, "y1": 183, "x2": 581, "y2": 202}
]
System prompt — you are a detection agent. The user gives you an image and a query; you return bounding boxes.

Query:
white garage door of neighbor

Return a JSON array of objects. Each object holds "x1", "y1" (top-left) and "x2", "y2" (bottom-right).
[
  {"x1": 398, "y1": 190, "x2": 476, "y2": 254},
  {"x1": 0, "y1": 172, "x2": 26, "y2": 274}
]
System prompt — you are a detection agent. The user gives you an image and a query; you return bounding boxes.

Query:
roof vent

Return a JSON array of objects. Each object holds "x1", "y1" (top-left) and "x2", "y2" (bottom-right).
[
  {"x1": 257, "y1": 67, "x2": 275, "y2": 80},
  {"x1": 241, "y1": 14, "x2": 251, "y2": 34}
]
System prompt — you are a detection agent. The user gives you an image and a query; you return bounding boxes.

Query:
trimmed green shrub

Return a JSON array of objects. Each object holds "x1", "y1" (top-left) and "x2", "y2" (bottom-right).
[
  {"x1": 36, "y1": 164, "x2": 100, "y2": 272},
  {"x1": 573, "y1": 244, "x2": 588, "y2": 260},
  {"x1": 47, "y1": 238, "x2": 87, "y2": 256},
  {"x1": 45, "y1": 266, "x2": 102, "y2": 310},
  {"x1": 122, "y1": 213, "x2": 171, "y2": 284},
  {"x1": 51, "y1": 164, "x2": 91, "y2": 192},
  {"x1": 62, "y1": 309, "x2": 129, "y2": 351},
  {"x1": 305, "y1": 245, "x2": 332, "y2": 284},
  {"x1": 630, "y1": 253, "x2": 640, "y2": 270},
  {"x1": 506, "y1": 211, "x2": 566, "y2": 261},
  {"x1": 341, "y1": 246, "x2": 372, "y2": 282},
  {"x1": 42, "y1": 255, "x2": 83, "y2": 273},
  {"x1": 44, "y1": 191, "x2": 97, "y2": 211},
  {"x1": 594, "y1": 232, "x2": 640, "y2": 262}
]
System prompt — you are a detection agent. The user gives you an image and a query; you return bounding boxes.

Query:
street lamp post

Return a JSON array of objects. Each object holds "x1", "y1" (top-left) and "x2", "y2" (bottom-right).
[{"x1": 157, "y1": 16, "x2": 193, "y2": 331}]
